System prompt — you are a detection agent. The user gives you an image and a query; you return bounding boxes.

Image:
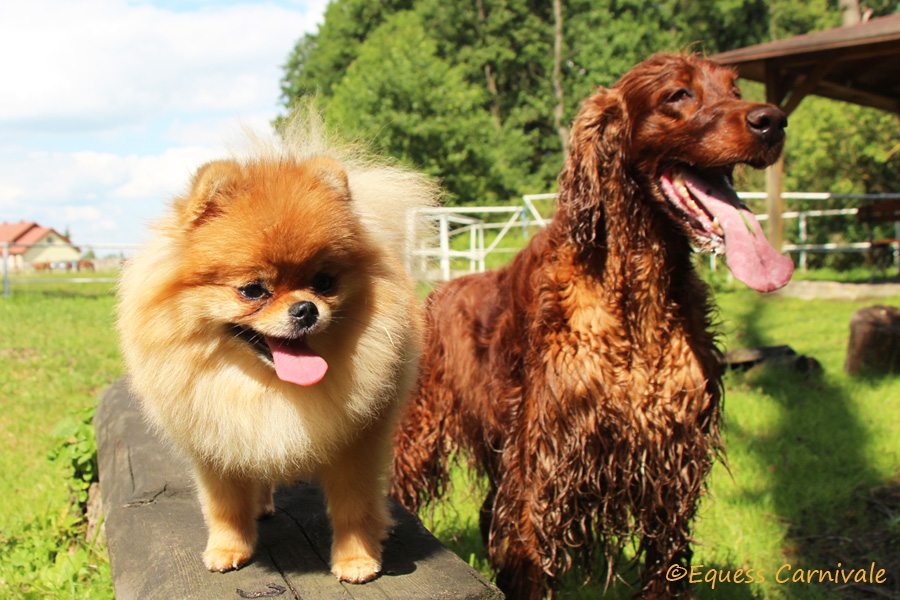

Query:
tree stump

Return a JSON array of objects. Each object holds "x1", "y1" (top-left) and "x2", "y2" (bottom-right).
[{"x1": 844, "y1": 305, "x2": 900, "y2": 374}]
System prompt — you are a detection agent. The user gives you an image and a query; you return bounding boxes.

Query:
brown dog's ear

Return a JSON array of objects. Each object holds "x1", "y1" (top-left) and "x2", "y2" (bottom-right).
[
  {"x1": 556, "y1": 87, "x2": 629, "y2": 248},
  {"x1": 304, "y1": 156, "x2": 350, "y2": 201},
  {"x1": 179, "y1": 160, "x2": 243, "y2": 227}
]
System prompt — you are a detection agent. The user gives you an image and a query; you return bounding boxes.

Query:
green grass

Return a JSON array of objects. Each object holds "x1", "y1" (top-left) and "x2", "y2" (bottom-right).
[
  {"x1": 0, "y1": 280, "x2": 121, "y2": 599},
  {"x1": 2, "y1": 274, "x2": 898, "y2": 599}
]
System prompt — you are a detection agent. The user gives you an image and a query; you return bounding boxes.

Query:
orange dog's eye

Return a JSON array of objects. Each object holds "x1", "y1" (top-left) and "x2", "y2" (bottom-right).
[
  {"x1": 238, "y1": 282, "x2": 270, "y2": 301},
  {"x1": 311, "y1": 272, "x2": 337, "y2": 295}
]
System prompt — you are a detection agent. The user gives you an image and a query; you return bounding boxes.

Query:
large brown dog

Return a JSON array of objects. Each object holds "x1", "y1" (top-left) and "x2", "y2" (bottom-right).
[{"x1": 390, "y1": 53, "x2": 793, "y2": 599}]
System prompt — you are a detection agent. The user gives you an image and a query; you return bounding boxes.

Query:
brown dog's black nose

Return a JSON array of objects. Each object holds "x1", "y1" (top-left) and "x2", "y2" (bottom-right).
[
  {"x1": 747, "y1": 106, "x2": 787, "y2": 145},
  {"x1": 289, "y1": 300, "x2": 319, "y2": 331}
]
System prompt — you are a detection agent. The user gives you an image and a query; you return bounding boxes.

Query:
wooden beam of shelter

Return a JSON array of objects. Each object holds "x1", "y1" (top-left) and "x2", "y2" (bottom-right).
[
  {"x1": 713, "y1": 14, "x2": 900, "y2": 116},
  {"x1": 712, "y1": 14, "x2": 900, "y2": 251}
]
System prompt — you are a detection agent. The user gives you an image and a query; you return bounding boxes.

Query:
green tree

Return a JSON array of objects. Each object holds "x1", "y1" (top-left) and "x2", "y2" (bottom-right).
[
  {"x1": 326, "y1": 11, "x2": 505, "y2": 205},
  {"x1": 280, "y1": 0, "x2": 414, "y2": 102},
  {"x1": 280, "y1": 0, "x2": 900, "y2": 219}
]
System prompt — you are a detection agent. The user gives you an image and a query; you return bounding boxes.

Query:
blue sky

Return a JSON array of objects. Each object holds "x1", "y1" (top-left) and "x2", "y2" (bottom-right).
[{"x1": 0, "y1": 0, "x2": 328, "y2": 246}]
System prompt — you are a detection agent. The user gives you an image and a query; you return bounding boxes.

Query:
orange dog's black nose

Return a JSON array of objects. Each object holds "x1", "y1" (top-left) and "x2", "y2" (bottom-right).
[
  {"x1": 289, "y1": 300, "x2": 319, "y2": 330},
  {"x1": 746, "y1": 106, "x2": 787, "y2": 145}
]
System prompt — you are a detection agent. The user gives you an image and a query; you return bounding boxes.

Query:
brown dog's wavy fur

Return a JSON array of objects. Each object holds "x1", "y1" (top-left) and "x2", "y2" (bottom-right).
[{"x1": 391, "y1": 53, "x2": 788, "y2": 599}]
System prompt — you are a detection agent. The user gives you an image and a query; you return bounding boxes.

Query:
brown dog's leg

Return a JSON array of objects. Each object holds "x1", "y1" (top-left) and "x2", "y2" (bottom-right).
[
  {"x1": 642, "y1": 535, "x2": 692, "y2": 599},
  {"x1": 389, "y1": 381, "x2": 459, "y2": 513},
  {"x1": 488, "y1": 479, "x2": 550, "y2": 600},
  {"x1": 195, "y1": 467, "x2": 259, "y2": 572},
  {"x1": 495, "y1": 552, "x2": 546, "y2": 600}
]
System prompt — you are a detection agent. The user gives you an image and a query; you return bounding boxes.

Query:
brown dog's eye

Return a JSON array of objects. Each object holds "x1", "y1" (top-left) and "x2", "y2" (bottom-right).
[
  {"x1": 311, "y1": 272, "x2": 336, "y2": 295},
  {"x1": 666, "y1": 89, "x2": 693, "y2": 104},
  {"x1": 238, "y1": 282, "x2": 270, "y2": 301}
]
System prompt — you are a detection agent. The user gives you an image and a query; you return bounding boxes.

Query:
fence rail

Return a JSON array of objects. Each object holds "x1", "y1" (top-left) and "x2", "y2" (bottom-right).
[
  {"x1": 415, "y1": 192, "x2": 900, "y2": 281},
  {"x1": 6, "y1": 191, "x2": 900, "y2": 296}
]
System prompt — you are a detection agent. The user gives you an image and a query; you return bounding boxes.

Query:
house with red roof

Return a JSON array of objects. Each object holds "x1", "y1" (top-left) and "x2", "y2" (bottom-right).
[{"x1": 0, "y1": 221, "x2": 81, "y2": 271}]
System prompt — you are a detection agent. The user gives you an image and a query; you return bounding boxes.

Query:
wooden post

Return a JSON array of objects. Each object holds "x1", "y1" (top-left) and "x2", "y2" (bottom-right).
[
  {"x1": 764, "y1": 61, "x2": 787, "y2": 252},
  {"x1": 766, "y1": 156, "x2": 785, "y2": 251}
]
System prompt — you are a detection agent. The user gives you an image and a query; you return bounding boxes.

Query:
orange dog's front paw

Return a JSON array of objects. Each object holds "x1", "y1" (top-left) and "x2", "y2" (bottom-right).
[
  {"x1": 331, "y1": 556, "x2": 381, "y2": 583},
  {"x1": 203, "y1": 547, "x2": 252, "y2": 572}
]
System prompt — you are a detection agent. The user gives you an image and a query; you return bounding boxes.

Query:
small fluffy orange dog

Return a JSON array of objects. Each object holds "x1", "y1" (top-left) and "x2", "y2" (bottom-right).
[{"x1": 117, "y1": 115, "x2": 437, "y2": 582}]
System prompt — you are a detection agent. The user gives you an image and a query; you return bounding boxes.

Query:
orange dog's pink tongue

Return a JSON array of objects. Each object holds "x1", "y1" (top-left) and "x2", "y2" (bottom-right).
[
  {"x1": 265, "y1": 336, "x2": 328, "y2": 386},
  {"x1": 682, "y1": 171, "x2": 794, "y2": 293}
]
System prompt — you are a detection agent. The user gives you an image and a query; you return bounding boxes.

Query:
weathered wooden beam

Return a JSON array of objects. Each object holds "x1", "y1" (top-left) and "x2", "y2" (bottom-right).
[
  {"x1": 721, "y1": 345, "x2": 822, "y2": 374},
  {"x1": 95, "y1": 377, "x2": 504, "y2": 600}
]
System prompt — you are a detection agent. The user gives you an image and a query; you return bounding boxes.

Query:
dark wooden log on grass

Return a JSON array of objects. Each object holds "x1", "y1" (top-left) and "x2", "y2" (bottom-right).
[
  {"x1": 721, "y1": 345, "x2": 821, "y2": 375},
  {"x1": 845, "y1": 305, "x2": 900, "y2": 374},
  {"x1": 95, "y1": 377, "x2": 503, "y2": 600}
]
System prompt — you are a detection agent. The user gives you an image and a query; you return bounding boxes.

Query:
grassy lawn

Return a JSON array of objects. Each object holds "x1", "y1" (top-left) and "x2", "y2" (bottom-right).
[
  {"x1": 1, "y1": 273, "x2": 898, "y2": 599},
  {"x1": 0, "y1": 279, "x2": 120, "y2": 599}
]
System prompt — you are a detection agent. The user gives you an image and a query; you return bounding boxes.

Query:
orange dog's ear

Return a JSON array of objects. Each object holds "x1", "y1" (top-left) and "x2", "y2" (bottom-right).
[
  {"x1": 179, "y1": 160, "x2": 244, "y2": 227},
  {"x1": 556, "y1": 87, "x2": 628, "y2": 248},
  {"x1": 304, "y1": 156, "x2": 350, "y2": 201}
]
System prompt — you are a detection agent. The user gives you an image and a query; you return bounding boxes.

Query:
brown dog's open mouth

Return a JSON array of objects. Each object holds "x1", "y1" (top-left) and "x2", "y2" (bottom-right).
[
  {"x1": 659, "y1": 165, "x2": 794, "y2": 293},
  {"x1": 660, "y1": 165, "x2": 730, "y2": 251},
  {"x1": 228, "y1": 324, "x2": 328, "y2": 386}
]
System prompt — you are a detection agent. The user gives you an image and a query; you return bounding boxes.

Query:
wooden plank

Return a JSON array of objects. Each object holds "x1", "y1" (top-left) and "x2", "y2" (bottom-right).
[
  {"x1": 95, "y1": 377, "x2": 503, "y2": 600},
  {"x1": 858, "y1": 199, "x2": 900, "y2": 224}
]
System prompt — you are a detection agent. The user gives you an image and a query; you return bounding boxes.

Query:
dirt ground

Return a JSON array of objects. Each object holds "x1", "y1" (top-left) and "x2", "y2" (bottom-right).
[{"x1": 774, "y1": 279, "x2": 900, "y2": 301}]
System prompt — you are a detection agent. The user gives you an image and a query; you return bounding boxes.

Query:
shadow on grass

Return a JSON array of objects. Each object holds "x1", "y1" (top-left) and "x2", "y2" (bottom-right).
[{"x1": 729, "y1": 297, "x2": 896, "y2": 598}]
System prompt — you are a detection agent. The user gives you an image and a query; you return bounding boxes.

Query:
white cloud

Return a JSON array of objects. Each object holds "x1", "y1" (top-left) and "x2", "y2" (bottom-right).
[
  {"x1": 113, "y1": 145, "x2": 223, "y2": 199},
  {"x1": 0, "y1": 183, "x2": 24, "y2": 209},
  {"x1": 165, "y1": 112, "x2": 277, "y2": 147},
  {"x1": 92, "y1": 219, "x2": 118, "y2": 232},
  {"x1": 0, "y1": 0, "x2": 324, "y2": 131},
  {"x1": 0, "y1": 0, "x2": 328, "y2": 245},
  {"x1": 0, "y1": 145, "x2": 221, "y2": 241},
  {"x1": 62, "y1": 206, "x2": 103, "y2": 222}
]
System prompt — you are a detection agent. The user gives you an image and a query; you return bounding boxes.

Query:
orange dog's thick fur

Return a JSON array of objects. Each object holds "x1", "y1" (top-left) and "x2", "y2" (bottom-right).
[
  {"x1": 391, "y1": 54, "x2": 791, "y2": 599},
  {"x1": 117, "y1": 115, "x2": 437, "y2": 582}
]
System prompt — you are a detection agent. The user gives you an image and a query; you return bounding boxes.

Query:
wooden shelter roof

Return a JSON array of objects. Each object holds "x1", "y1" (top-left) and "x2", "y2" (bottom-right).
[{"x1": 713, "y1": 14, "x2": 900, "y2": 115}]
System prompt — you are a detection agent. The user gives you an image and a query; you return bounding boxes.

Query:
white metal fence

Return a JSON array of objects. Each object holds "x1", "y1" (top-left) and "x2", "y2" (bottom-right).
[
  {"x1": 5, "y1": 192, "x2": 900, "y2": 297},
  {"x1": 413, "y1": 192, "x2": 900, "y2": 282}
]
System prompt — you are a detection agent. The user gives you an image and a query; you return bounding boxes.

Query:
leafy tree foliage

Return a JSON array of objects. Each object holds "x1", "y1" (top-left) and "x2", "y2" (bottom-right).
[
  {"x1": 280, "y1": 0, "x2": 900, "y2": 213},
  {"x1": 326, "y1": 11, "x2": 503, "y2": 205}
]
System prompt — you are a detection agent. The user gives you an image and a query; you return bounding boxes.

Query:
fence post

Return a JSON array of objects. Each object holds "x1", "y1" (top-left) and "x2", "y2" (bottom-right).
[
  {"x1": 798, "y1": 213, "x2": 808, "y2": 271},
  {"x1": 893, "y1": 221, "x2": 900, "y2": 269},
  {"x1": 2, "y1": 243, "x2": 9, "y2": 299},
  {"x1": 439, "y1": 214, "x2": 451, "y2": 281},
  {"x1": 469, "y1": 225, "x2": 477, "y2": 273},
  {"x1": 478, "y1": 222, "x2": 486, "y2": 272}
]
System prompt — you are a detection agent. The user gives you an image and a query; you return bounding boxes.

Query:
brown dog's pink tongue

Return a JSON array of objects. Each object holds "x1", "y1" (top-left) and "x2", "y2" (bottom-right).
[
  {"x1": 265, "y1": 336, "x2": 328, "y2": 386},
  {"x1": 682, "y1": 171, "x2": 794, "y2": 293}
]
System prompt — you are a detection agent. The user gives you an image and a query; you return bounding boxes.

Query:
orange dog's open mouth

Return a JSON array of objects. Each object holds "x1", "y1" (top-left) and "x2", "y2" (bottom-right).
[
  {"x1": 229, "y1": 325, "x2": 328, "y2": 386},
  {"x1": 659, "y1": 165, "x2": 793, "y2": 292}
]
